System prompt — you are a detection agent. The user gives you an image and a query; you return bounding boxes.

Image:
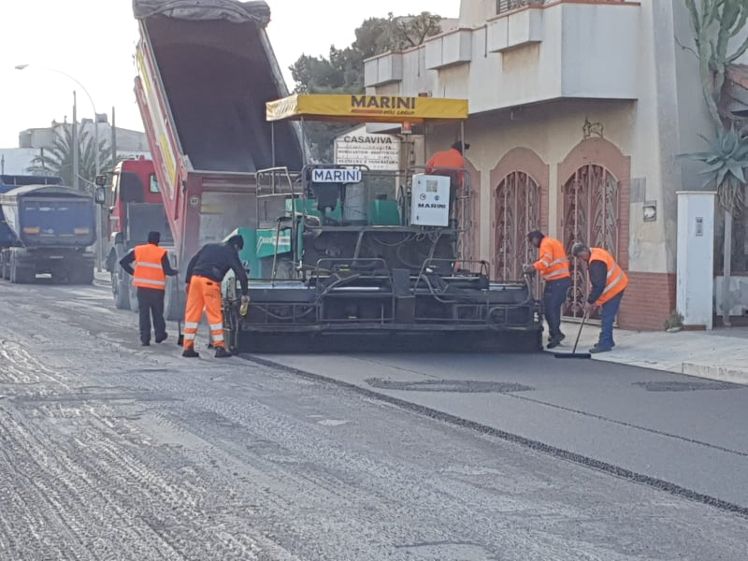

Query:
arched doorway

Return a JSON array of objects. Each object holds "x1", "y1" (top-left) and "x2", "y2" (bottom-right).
[
  {"x1": 561, "y1": 163, "x2": 621, "y2": 318},
  {"x1": 494, "y1": 171, "x2": 542, "y2": 280}
]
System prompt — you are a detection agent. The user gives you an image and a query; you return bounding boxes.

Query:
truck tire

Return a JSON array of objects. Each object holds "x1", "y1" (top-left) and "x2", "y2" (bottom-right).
[
  {"x1": 112, "y1": 269, "x2": 130, "y2": 309},
  {"x1": 129, "y1": 282, "x2": 139, "y2": 313},
  {"x1": 112, "y1": 245, "x2": 131, "y2": 310},
  {"x1": 164, "y1": 275, "x2": 183, "y2": 321},
  {"x1": 70, "y1": 266, "x2": 94, "y2": 285},
  {"x1": 0, "y1": 252, "x2": 9, "y2": 280},
  {"x1": 9, "y1": 254, "x2": 34, "y2": 284}
]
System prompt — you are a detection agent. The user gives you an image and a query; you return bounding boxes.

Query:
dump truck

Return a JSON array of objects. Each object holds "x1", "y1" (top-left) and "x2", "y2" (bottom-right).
[
  {"x1": 132, "y1": 0, "x2": 302, "y2": 319},
  {"x1": 0, "y1": 174, "x2": 62, "y2": 250},
  {"x1": 104, "y1": 157, "x2": 173, "y2": 311},
  {"x1": 0, "y1": 183, "x2": 96, "y2": 284}
]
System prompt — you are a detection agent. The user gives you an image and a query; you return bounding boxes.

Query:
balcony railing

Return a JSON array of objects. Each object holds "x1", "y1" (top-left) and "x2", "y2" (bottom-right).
[
  {"x1": 496, "y1": 0, "x2": 625, "y2": 15},
  {"x1": 496, "y1": 0, "x2": 545, "y2": 15}
]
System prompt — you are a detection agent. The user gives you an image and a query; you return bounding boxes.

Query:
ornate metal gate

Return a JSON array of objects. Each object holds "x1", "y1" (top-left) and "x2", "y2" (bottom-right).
[
  {"x1": 561, "y1": 164, "x2": 620, "y2": 318},
  {"x1": 495, "y1": 171, "x2": 541, "y2": 280}
]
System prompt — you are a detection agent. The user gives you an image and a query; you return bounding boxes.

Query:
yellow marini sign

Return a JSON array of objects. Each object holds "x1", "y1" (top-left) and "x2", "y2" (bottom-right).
[{"x1": 266, "y1": 94, "x2": 468, "y2": 123}]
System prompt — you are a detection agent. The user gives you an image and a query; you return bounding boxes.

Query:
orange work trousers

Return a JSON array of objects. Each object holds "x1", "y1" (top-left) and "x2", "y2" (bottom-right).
[{"x1": 183, "y1": 275, "x2": 225, "y2": 350}]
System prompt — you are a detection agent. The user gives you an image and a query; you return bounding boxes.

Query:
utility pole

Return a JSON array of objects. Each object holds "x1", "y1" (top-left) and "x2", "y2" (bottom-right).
[
  {"x1": 111, "y1": 106, "x2": 117, "y2": 164},
  {"x1": 94, "y1": 112, "x2": 103, "y2": 272},
  {"x1": 72, "y1": 91, "x2": 80, "y2": 190}
]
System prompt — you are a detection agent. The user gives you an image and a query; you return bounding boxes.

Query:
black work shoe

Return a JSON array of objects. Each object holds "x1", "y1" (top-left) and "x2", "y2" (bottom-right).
[
  {"x1": 558, "y1": 333, "x2": 566, "y2": 343},
  {"x1": 155, "y1": 333, "x2": 168, "y2": 344},
  {"x1": 141, "y1": 341, "x2": 151, "y2": 347},
  {"x1": 547, "y1": 338, "x2": 561, "y2": 350},
  {"x1": 589, "y1": 345, "x2": 613, "y2": 354},
  {"x1": 182, "y1": 348, "x2": 200, "y2": 358},
  {"x1": 214, "y1": 347, "x2": 232, "y2": 358}
]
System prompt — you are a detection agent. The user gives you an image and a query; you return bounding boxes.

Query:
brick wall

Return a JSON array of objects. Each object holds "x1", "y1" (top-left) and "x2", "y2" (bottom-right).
[{"x1": 618, "y1": 272, "x2": 676, "y2": 331}]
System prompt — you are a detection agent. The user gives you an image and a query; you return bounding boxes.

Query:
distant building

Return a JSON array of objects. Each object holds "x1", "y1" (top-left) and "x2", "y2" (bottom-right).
[
  {"x1": 1, "y1": 117, "x2": 150, "y2": 176},
  {"x1": 0, "y1": 148, "x2": 43, "y2": 176},
  {"x1": 19, "y1": 116, "x2": 150, "y2": 155}
]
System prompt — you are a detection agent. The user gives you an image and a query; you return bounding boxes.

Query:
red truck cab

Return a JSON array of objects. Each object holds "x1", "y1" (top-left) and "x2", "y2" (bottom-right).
[
  {"x1": 106, "y1": 157, "x2": 173, "y2": 312},
  {"x1": 108, "y1": 157, "x2": 163, "y2": 240}
]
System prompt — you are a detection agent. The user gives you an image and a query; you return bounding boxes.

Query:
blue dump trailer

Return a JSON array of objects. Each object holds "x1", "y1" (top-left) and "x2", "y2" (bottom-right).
[
  {"x1": 0, "y1": 175, "x2": 62, "y2": 248},
  {"x1": 0, "y1": 183, "x2": 96, "y2": 284}
]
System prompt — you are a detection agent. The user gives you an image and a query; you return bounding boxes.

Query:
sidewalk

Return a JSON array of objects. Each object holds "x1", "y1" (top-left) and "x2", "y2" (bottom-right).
[{"x1": 551, "y1": 321, "x2": 748, "y2": 385}]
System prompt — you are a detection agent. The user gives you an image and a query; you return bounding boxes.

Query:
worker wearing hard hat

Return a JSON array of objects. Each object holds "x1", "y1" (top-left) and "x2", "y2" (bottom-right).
[
  {"x1": 182, "y1": 234, "x2": 249, "y2": 358},
  {"x1": 571, "y1": 243, "x2": 628, "y2": 354},
  {"x1": 119, "y1": 231, "x2": 178, "y2": 346},
  {"x1": 522, "y1": 231, "x2": 571, "y2": 349}
]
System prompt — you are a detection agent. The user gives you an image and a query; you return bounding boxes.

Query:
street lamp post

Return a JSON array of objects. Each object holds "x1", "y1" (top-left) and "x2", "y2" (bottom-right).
[{"x1": 15, "y1": 64, "x2": 103, "y2": 271}]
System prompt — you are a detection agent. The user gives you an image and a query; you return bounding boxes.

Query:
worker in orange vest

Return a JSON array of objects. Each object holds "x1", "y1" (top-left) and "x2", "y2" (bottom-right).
[
  {"x1": 523, "y1": 231, "x2": 571, "y2": 349},
  {"x1": 119, "y1": 231, "x2": 178, "y2": 346},
  {"x1": 182, "y1": 234, "x2": 249, "y2": 359},
  {"x1": 426, "y1": 141, "x2": 470, "y2": 224},
  {"x1": 571, "y1": 242, "x2": 629, "y2": 353},
  {"x1": 426, "y1": 140, "x2": 470, "y2": 188},
  {"x1": 426, "y1": 141, "x2": 469, "y2": 173}
]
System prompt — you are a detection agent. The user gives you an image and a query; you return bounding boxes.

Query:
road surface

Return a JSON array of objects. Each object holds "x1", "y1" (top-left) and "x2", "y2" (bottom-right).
[{"x1": 0, "y1": 278, "x2": 746, "y2": 560}]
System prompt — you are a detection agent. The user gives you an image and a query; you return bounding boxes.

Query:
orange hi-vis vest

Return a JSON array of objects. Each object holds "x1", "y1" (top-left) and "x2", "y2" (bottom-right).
[
  {"x1": 590, "y1": 247, "x2": 628, "y2": 304},
  {"x1": 533, "y1": 237, "x2": 570, "y2": 282},
  {"x1": 426, "y1": 148, "x2": 466, "y2": 187},
  {"x1": 133, "y1": 244, "x2": 167, "y2": 291}
]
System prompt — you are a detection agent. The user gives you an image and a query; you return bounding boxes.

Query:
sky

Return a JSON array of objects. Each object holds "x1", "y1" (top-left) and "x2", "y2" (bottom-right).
[{"x1": 0, "y1": 0, "x2": 459, "y2": 149}]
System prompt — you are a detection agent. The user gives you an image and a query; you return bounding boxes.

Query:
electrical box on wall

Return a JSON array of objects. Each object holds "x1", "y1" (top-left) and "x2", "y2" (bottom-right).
[
  {"x1": 676, "y1": 191, "x2": 715, "y2": 329},
  {"x1": 410, "y1": 174, "x2": 451, "y2": 227}
]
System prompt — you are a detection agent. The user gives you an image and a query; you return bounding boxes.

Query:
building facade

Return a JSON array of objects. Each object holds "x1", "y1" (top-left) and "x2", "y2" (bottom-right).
[
  {"x1": 0, "y1": 118, "x2": 152, "y2": 177},
  {"x1": 364, "y1": 0, "x2": 733, "y2": 330}
]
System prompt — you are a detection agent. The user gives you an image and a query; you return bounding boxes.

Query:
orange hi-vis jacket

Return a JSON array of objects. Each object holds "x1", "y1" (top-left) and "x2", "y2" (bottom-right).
[
  {"x1": 426, "y1": 148, "x2": 466, "y2": 186},
  {"x1": 533, "y1": 237, "x2": 570, "y2": 282},
  {"x1": 590, "y1": 247, "x2": 628, "y2": 305},
  {"x1": 132, "y1": 244, "x2": 167, "y2": 291}
]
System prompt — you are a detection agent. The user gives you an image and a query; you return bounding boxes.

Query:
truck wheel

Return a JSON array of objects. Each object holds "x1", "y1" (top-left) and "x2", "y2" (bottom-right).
[
  {"x1": 129, "y1": 282, "x2": 139, "y2": 313},
  {"x1": 164, "y1": 275, "x2": 183, "y2": 321},
  {"x1": 10, "y1": 257, "x2": 34, "y2": 284},
  {"x1": 70, "y1": 267, "x2": 94, "y2": 285},
  {"x1": 105, "y1": 249, "x2": 117, "y2": 274},
  {"x1": 0, "y1": 253, "x2": 9, "y2": 280},
  {"x1": 112, "y1": 269, "x2": 130, "y2": 309}
]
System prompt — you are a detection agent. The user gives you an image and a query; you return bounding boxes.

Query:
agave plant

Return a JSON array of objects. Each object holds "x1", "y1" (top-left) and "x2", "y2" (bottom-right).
[
  {"x1": 685, "y1": 0, "x2": 748, "y2": 326},
  {"x1": 686, "y1": 126, "x2": 748, "y2": 325},
  {"x1": 689, "y1": 126, "x2": 748, "y2": 214}
]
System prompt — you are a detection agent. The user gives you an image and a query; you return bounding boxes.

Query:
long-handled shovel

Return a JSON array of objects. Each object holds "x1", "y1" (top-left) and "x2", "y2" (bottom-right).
[
  {"x1": 554, "y1": 310, "x2": 591, "y2": 359},
  {"x1": 176, "y1": 272, "x2": 184, "y2": 347}
]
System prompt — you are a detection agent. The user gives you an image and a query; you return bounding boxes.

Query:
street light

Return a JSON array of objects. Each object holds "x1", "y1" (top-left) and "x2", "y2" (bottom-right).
[
  {"x1": 15, "y1": 63, "x2": 104, "y2": 270},
  {"x1": 15, "y1": 64, "x2": 101, "y2": 183}
]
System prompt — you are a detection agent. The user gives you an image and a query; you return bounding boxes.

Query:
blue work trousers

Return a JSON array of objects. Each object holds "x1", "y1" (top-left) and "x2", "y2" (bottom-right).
[
  {"x1": 544, "y1": 278, "x2": 571, "y2": 340},
  {"x1": 598, "y1": 291, "x2": 624, "y2": 349}
]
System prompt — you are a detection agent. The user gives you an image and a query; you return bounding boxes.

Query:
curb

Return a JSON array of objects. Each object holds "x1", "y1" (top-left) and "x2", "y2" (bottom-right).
[
  {"x1": 543, "y1": 348, "x2": 748, "y2": 386},
  {"x1": 681, "y1": 362, "x2": 748, "y2": 386}
]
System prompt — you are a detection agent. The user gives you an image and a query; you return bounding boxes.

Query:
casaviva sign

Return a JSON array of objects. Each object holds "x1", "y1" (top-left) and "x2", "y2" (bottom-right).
[{"x1": 334, "y1": 125, "x2": 400, "y2": 171}]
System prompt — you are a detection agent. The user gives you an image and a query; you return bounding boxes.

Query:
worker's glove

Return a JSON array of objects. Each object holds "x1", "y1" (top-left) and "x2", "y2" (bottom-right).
[
  {"x1": 522, "y1": 264, "x2": 536, "y2": 275},
  {"x1": 583, "y1": 302, "x2": 597, "y2": 316}
]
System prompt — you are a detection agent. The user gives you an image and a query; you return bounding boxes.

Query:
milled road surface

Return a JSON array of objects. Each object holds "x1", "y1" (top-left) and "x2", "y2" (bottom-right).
[{"x1": 0, "y1": 279, "x2": 747, "y2": 560}]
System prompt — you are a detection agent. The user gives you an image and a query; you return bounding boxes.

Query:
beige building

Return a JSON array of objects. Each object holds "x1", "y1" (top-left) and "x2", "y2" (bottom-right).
[{"x1": 364, "y1": 0, "x2": 735, "y2": 330}]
